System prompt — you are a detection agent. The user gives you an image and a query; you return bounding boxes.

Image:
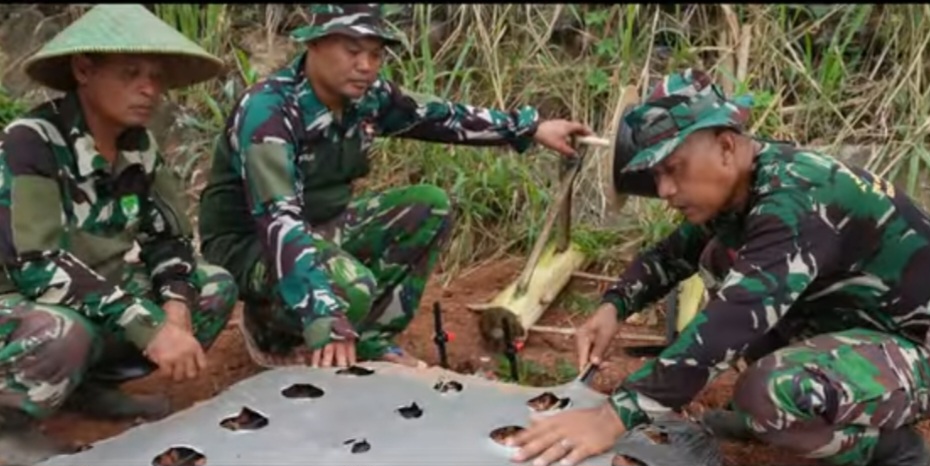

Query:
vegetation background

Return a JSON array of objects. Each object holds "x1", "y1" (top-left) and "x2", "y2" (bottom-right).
[{"x1": 2, "y1": 4, "x2": 929, "y2": 283}]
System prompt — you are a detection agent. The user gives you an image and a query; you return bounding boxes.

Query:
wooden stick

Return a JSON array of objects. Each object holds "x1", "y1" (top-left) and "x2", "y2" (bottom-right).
[
  {"x1": 571, "y1": 271, "x2": 618, "y2": 283},
  {"x1": 529, "y1": 325, "x2": 666, "y2": 343},
  {"x1": 575, "y1": 135, "x2": 610, "y2": 147}
]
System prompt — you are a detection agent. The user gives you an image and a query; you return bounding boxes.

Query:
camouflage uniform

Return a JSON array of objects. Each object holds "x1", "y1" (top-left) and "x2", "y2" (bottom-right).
[
  {"x1": 198, "y1": 4, "x2": 541, "y2": 361},
  {"x1": 602, "y1": 69, "x2": 930, "y2": 466},
  {"x1": 0, "y1": 92, "x2": 238, "y2": 419}
]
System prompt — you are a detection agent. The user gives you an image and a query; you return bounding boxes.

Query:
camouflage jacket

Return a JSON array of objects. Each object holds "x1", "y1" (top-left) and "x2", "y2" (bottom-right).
[
  {"x1": 0, "y1": 93, "x2": 197, "y2": 349},
  {"x1": 198, "y1": 53, "x2": 540, "y2": 340},
  {"x1": 602, "y1": 141, "x2": 930, "y2": 430}
]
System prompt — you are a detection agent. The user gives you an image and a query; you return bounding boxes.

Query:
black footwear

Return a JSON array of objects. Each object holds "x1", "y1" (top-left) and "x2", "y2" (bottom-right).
[
  {"x1": 700, "y1": 409, "x2": 757, "y2": 442},
  {"x1": 62, "y1": 381, "x2": 171, "y2": 421},
  {"x1": 86, "y1": 339, "x2": 158, "y2": 384},
  {"x1": 0, "y1": 407, "x2": 72, "y2": 465},
  {"x1": 868, "y1": 425, "x2": 930, "y2": 466}
]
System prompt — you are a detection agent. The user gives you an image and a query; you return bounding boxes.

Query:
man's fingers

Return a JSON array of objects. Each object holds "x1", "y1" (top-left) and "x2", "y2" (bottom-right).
[
  {"x1": 184, "y1": 355, "x2": 198, "y2": 380},
  {"x1": 570, "y1": 121, "x2": 594, "y2": 135},
  {"x1": 512, "y1": 429, "x2": 564, "y2": 463},
  {"x1": 321, "y1": 344, "x2": 335, "y2": 367},
  {"x1": 195, "y1": 347, "x2": 208, "y2": 371},
  {"x1": 335, "y1": 343, "x2": 348, "y2": 368},
  {"x1": 576, "y1": 329, "x2": 593, "y2": 370},
  {"x1": 589, "y1": 332, "x2": 613, "y2": 364},
  {"x1": 534, "y1": 439, "x2": 575, "y2": 466},
  {"x1": 347, "y1": 342, "x2": 357, "y2": 365},
  {"x1": 560, "y1": 443, "x2": 596, "y2": 466}
]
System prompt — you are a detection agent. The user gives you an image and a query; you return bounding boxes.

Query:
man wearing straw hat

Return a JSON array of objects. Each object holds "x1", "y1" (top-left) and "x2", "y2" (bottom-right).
[
  {"x1": 0, "y1": 4, "x2": 238, "y2": 462},
  {"x1": 198, "y1": 4, "x2": 593, "y2": 369},
  {"x1": 507, "y1": 68, "x2": 930, "y2": 466}
]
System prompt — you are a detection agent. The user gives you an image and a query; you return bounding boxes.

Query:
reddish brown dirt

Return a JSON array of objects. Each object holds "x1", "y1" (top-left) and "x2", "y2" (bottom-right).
[{"x1": 37, "y1": 257, "x2": 901, "y2": 466}]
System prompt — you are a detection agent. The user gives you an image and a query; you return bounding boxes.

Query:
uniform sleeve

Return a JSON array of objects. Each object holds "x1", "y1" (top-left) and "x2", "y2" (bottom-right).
[
  {"x1": 230, "y1": 92, "x2": 357, "y2": 349},
  {"x1": 371, "y1": 79, "x2": 541, "y2": 153},
  {"x1": 136, "y1": 134, "x2": 199, "y2": 306},
  {"x1": 601, "y1": 221, "x2": 711, "y2": 320},
  {"x1": 608, "y1": 191, "x2": 840, "y2": 430},
  {"x1": 0, "y1": 122, "x2": 166, "y2": 349}
]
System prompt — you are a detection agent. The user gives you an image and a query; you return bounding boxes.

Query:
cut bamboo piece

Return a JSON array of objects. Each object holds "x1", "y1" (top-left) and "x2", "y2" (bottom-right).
[
  {"x1": 675, "y1": 274, "x2": 707, "y2": 332},
  {"x1": 477, "y1": 241, "x2": 588, "y2": 349}
]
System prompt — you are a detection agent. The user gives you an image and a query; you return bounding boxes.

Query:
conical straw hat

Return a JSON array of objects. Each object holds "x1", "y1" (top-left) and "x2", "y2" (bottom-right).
[{"x1": 22, "y1": 4, "x2": 225, "y2": 91}]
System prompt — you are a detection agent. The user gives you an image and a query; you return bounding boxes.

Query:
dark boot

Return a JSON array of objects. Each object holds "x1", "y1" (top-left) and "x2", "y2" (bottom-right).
[
  {"x1": 868, "y1": 425, "x2": 930, "y2": 466},
  {"x1": 0, "y1": 407, "x2": 71, "y2": 465},
  {"x1": 700, "y1": 409, "x2": 757, "y2": 442},
  {"x1": 62, "y1": 380, "x2": 171, "y2": 421}
]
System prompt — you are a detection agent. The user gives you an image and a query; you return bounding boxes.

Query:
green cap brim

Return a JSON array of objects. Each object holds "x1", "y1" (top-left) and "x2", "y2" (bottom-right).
[
  {"x1": 621, "y1": 95, "x2": 754, "y2": 173},
  {"x1": 22, "y1": 4, "x2": 225, "y2": 92}
]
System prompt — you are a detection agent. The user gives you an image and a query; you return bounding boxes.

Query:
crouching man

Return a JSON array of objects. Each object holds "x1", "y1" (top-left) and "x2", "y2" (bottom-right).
[
  {"x1": 507, "y1": 68, "x2": 930, "y2": 466},
  {"x1": 0, "y1": 4, "x2": 238, "y2": 464},
  {"x1": 198, "y1": 4, "x2": 592, "y2": 369}
]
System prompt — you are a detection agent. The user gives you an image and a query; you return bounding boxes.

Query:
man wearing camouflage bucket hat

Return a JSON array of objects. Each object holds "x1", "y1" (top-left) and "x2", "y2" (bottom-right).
[
  {"x1": 198, "y1": 4, "x2": 593, "y2": 369},
  {"x1": 508, "y1": 68, "x2": 930, "y2": 466},
  {"x1": 0, "y1": 4, "x2": 238, "y2": 463}
]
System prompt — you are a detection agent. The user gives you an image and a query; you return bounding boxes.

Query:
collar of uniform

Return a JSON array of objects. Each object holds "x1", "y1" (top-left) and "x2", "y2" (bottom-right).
[{"x1": 57, "y1": 92, "x2": 154, "y2": 179}]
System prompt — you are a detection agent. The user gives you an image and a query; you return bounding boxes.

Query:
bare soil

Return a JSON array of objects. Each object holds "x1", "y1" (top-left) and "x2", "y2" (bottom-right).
[{"x1": 39, "y1": 257, "x2": 833, "y2": 466}]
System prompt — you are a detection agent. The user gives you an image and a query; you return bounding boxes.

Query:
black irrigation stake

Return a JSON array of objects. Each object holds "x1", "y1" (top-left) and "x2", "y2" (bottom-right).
[
  {"x1": 501, "y1": 317, "x2": 519, "y2": 383},
  {"x1": 432, "y1": 301, "x2": 450, "y2": 369}
]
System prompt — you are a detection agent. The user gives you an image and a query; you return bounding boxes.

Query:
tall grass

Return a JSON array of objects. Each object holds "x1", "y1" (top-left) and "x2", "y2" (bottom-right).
[{"x1": 149, "y1": 4, "x2": 930, "y2": 278}]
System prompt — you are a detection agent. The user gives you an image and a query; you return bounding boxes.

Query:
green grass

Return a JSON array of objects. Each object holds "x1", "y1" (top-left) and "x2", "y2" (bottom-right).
[
  {"x1": 6, "y1": 3, "x2": 929, "y2": 329},
  {"x1": 139, "y1": 3, "x2": 930, "y2": 292}
]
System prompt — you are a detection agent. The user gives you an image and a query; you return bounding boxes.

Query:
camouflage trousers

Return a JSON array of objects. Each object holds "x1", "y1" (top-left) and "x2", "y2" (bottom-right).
[
  {"x1": 0, "y1": 260, "x2": 237, "y2": 419},
  {"x1": 731, "y1": 327, "x2": 930, "y2": 466},
  {"x1": 241, "y1": 184, "x2": 453, "y2": 361}
]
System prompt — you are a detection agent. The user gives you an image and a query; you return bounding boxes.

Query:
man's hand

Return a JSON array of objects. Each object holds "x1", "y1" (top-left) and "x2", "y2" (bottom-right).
[
  {"x1": 533, "y1": 119, "x2": 594, "y2": 157},
  {"x1": 163, "y1": 300, "x2": 192, "y2": 334},
  {"x1": 576, "y1": 302, "x2": 620, "y2": 370},
  {"x1": 144, "y1": 322, "x2": 208, "y2": 381},
  {"x1": 508, "y1": 403, "x2": 627, "y2": 466},
  {"x1": 311, "y1": 340, "x2": 357, "y2": 368}
]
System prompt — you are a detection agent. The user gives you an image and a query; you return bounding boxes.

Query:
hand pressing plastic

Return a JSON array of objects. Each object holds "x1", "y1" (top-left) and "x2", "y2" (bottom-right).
[
  {"x1": 303, "y1": 312, "x2": 359, "y2": 368},
  {"x1": 311, "y1": 340, "x2": 357, "y2": 368},
  {"x1": 145, "y1": 321, "x2": 207, "y2": 381},
  {"x1": 508, "y1": 402, "x2": 626, "y2": 466}
]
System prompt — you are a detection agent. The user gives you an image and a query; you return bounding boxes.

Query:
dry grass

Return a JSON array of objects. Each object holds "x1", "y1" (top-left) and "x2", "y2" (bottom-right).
[{"x1": 47, "y1": 4, "x2": 930, "y2": 278}]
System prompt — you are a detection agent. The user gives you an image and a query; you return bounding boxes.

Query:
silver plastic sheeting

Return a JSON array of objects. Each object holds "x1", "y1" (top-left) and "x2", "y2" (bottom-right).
[{"x1": 38, "y1": 362, "x2": 615, "y2": 466}]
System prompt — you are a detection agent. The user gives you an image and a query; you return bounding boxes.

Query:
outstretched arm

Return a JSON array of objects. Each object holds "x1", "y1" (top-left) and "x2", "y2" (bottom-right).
[
  {"x1": 370, "y1": 79, "x2": 541, "y2": 153},
  {"x1": 601, "y1": 221, "x2": 712, "y2": 321},
  {"x1": 609, "y1": 192, "x2": 840, "y2": 430}
]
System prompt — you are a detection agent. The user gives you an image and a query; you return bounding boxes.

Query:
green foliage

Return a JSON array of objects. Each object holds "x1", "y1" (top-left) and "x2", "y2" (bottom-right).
[
  {"x1": 149, "y1": 4, "x2": 930, "y2": 277},
  {"x1": 0, "y1": 87, "x2": 26, "y2": 129}
]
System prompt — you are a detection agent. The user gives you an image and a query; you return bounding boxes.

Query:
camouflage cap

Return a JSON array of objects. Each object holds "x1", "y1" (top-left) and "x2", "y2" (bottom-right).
[
  {"x1": 620, "y1": 68, "x2": 754, "y2": 174},
  {"x1": 290, "y1": 4, "x2": 404, "y2": 46}
]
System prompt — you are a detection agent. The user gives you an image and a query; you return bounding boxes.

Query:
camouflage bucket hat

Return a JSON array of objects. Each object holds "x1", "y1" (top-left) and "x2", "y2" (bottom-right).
[
  {"x1": 290, "y1": 4, "x2": 404, "y2": 46},
  {"x1": 620, "y1": 68, "x2": 754, "y2": 174},
  {"x1": 22, "y1": 4, "x2": 225, "y2": 92}
]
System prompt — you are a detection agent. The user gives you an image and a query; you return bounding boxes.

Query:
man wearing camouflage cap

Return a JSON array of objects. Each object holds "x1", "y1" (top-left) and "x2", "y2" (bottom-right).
[
  {"x1": 198, "y1": 4, "x2": 593, "y2": 368},
  {"x1": 0, "y1": 4, "x2": 238, "y2": 463},
  {"x1": 508, "y1": 68, "x2": 930, "y2": 466}
]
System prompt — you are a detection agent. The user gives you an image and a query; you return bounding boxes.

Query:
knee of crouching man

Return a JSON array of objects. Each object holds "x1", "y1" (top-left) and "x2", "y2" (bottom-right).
[
  {"x1": 731, "y1": 359, "x2": 786, "y2": 431},
  {"x1": 10, "y1": 309, "x2": 95, "y2": 386}
]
